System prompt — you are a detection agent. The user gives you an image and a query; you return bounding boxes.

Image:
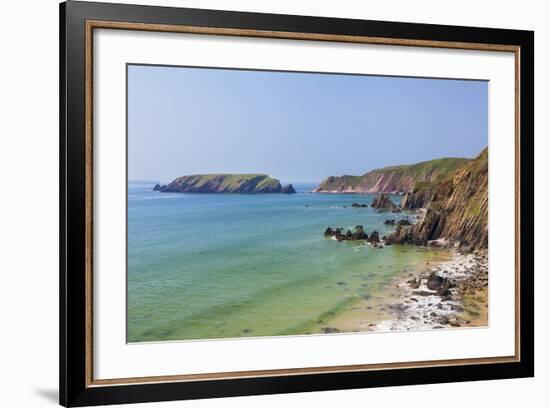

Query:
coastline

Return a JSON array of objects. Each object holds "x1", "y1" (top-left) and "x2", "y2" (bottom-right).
[{"x1": 313, "y1": 248, "x2": 488, "y2": 334}]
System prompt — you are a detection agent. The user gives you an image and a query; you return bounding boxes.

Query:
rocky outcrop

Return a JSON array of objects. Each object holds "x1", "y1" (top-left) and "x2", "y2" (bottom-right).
[
  {"x1": 154, "y1": 174, "x2": 296, "y2": 194},
  {"x1": 371, "y1": 194, "x2": 397, "y2": 210},
  {"x1": 426, "y1": 272, "x2": 453, "y2": 296},
  {"x1": 386, "y1": 148, "x2": 488, "y2": 252},
  {"x1": 280, "y1": 184, "x2": 297, "y2": 194},
  {"x1": 324, "y1": 226, "x2": 368, "y2": 241},
  {"x1": 314, "y1": 158, "x2": 469, "y2": 194},
  {"x1": 368, "y1": 231, "x2": 380, "y2": 243},
  {"x1": 399, "y1": 186, "x2": 435, "y2": 209}
]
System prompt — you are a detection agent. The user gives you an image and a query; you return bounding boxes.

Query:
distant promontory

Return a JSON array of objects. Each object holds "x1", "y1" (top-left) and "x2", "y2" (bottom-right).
[
  {"x1": 153, "y1": 174, "x2": 296, "y2": 194},
  {"x1": 314, "y1": 157, "x2": 468, "y2": 194}
]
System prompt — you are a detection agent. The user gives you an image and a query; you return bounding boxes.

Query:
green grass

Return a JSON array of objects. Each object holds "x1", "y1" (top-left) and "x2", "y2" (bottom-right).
[
  {"x1": 172, "y1": 174, "x2": 281, "y2": 192},
  {"x1": 317, "y1": 157, "x2": 471, "y2": 191}
]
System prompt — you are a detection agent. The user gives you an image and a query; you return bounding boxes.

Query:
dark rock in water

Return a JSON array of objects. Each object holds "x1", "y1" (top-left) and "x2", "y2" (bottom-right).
[
  {"x1": 153, "y1": 184, "x2": 161, "y2": 191},
  {"x1": 391, "y1": 208, "x2": 402, "y2": 213},
  {"x1": 352, "y1": 226, "x2": 368, "y2": 240},
  {"x1": 384, "y1": 219, "x2": 396, "y2": 225},
  {"x1": 351, "y1": 202, "x2": 368, "y2": 208},
  {"x1": 371, "y1": 194, "x2": 397, "y2": 210},
  {"x1": 281, "y1": 184, "x2": 297, "y2": 194},
  {"x1": 324, "y1": 226, "x2": 368, "y2": 241},
  {"x1": 321, "y1": 327, "x2": 340, "y2": 334},
  {"x1": 397, "y1": 219, "x2": 412, "y2": 226},
  {"x1": 369, "y1": 230, "x2": 380, "y2": 243}
]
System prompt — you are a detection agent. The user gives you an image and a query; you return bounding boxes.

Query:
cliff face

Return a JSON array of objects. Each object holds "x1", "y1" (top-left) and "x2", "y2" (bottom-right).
[
  {"x1": 387, "y1": 148, "x2": 488, "y2": 251},
  {"x1": 154, "y1": 174, "x2": 296, "y2": 194},
  {"x1": 314, "y1": 158, "x2": 469, "y2": 194}
]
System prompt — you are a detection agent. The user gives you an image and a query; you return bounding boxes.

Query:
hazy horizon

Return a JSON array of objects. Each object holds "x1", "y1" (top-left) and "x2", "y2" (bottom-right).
[{"x1": 128, "y1": 65, "x2": 488, "y2": 184}]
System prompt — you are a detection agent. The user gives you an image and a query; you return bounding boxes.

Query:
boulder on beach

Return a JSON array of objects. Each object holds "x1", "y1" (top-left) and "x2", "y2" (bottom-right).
[{"x1": 426, "y1": 272, "x2": 453, "y2": 296}]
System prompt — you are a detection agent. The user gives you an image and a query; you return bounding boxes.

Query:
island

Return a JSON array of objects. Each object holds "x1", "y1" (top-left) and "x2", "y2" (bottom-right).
[{"x1": 153, "y1": 174, "x2": 296, "y2": 194}]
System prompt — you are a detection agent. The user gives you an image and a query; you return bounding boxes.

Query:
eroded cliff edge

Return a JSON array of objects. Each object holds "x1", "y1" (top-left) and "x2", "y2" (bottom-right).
[
  {"x1": 314, "y1": 157, "x2": 469, "y2": 194},
  {"x1": 386, "y1": 148, "x2": 488, "y2": 251}
]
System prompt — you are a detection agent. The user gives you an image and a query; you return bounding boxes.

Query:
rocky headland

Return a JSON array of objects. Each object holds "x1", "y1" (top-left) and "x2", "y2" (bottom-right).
[
  {"x1": 153, "y1": 174, "x2": 296, "y2": 194},
  {"x1": 319, "y1": 147, "x2": 488, "y2": 253},
  {"x1": 317, "y1": 148, "x2": 489, "y2": 332},
  {"x1": 385, "y1": 148, "x2": 488, "y2": 252},
  {"x1": 313, "y1": 157, "x2": 468, "y2": 194}
]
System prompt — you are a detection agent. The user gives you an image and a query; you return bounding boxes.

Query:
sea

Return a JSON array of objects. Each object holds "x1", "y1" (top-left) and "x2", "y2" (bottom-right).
[{"x1": 127, "y1": 182, "x2": 441, "y2": 342}]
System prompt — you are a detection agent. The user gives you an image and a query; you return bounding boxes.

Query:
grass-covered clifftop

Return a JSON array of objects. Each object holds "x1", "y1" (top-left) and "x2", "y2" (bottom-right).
[
  {"x1": 154, "y1": 174, "x2": 296, "y2": 194},
  {"x1": 314, "y1": 157, "x2": 469, "y2": 194},
  {"x1": 387, "y1": 148, "x2": 488, "y2": 251}
]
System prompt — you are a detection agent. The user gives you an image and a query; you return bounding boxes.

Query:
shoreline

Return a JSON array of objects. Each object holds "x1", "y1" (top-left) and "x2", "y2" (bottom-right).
[{"x1": 314, "y1": 248, "x2": 488, "y2": 334}]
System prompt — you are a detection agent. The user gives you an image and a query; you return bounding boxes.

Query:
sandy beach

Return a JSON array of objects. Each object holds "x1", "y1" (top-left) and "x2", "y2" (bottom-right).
[{"x1": 313, "y1": 247, "x2": 488, "y2": 334}]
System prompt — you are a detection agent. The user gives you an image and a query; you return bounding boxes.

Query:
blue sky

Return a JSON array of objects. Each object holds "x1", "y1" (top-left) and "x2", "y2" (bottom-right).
[{"x1": 128, "y1": 64, "x2": 487, "y2": 183}]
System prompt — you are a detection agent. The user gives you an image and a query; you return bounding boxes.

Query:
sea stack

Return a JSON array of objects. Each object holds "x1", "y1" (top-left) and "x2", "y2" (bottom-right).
[
  {"x1": 371, "y1": 194, "x2": 397, "y2": 210},
  {"x1": 281, "y1": 184, "x2": 297, "y2": 194}
]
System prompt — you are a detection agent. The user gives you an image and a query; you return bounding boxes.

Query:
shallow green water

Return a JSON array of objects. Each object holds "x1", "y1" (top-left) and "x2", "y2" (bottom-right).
[{"x1": 127, "y1": 183, "x2": 439, "y2": 342}]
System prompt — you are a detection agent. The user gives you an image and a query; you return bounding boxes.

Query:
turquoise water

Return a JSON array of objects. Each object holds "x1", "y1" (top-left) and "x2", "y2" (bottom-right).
[{"x1": 127, "y1": 183, "x2": 437, "y2": 342}]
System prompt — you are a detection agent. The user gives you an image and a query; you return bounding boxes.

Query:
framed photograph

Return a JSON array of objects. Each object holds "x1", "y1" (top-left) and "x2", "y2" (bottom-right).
[{"x1": 60, "y1": 1, "x2": 534, "y2": 406}]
